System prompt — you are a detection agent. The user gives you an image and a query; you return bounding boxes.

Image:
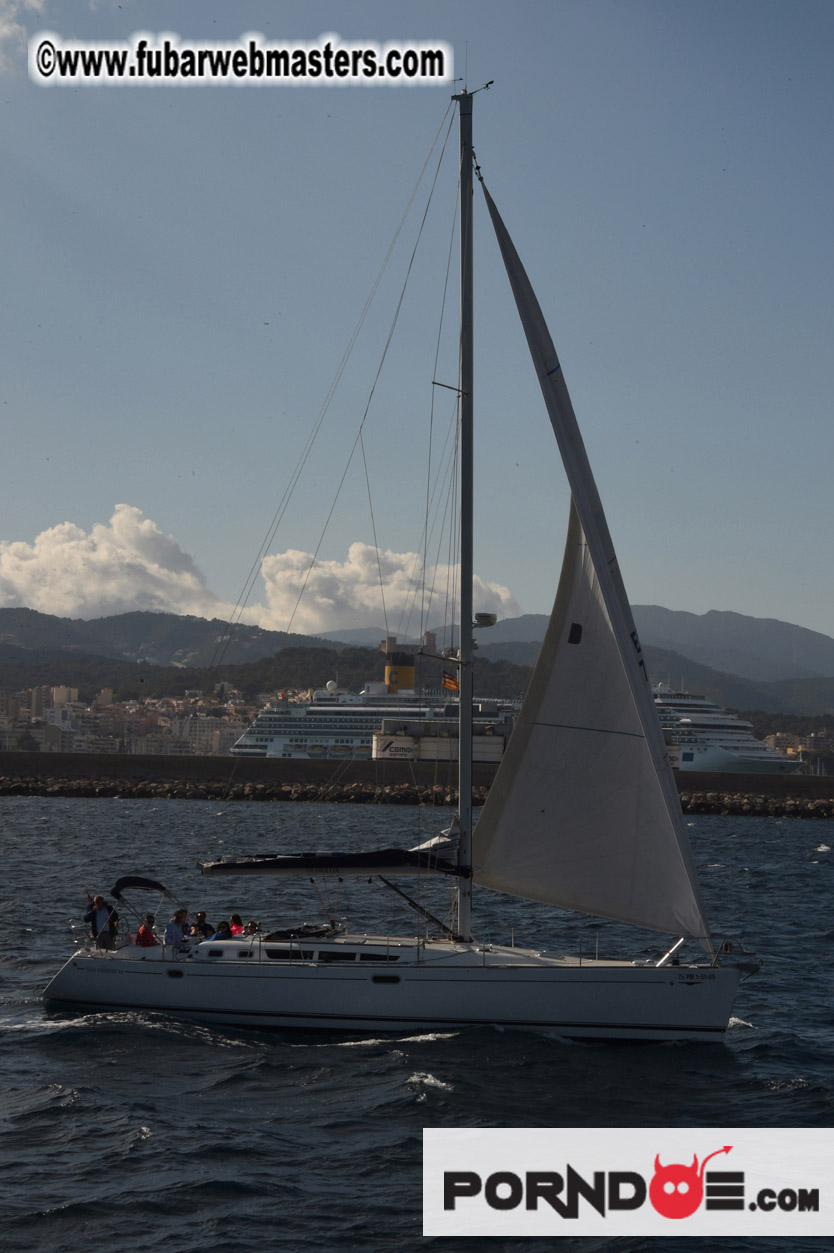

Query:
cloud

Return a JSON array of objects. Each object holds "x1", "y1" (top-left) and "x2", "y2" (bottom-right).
[
  {"x1": 0, "y1": 0, "x2": 44, "y2": 76},
  {"x1": 259, "y1": 540, "x2": 520, "y2": 635},
  {"x1": 0, "y1": 504, "x2": 224, "y2": 619},
  {"x1": 0, "y1": 510, "x2": 521, "y2": 634}
]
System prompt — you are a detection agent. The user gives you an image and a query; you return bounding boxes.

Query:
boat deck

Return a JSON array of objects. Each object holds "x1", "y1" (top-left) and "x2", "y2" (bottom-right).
[{"x1": 68, "y1": 935, "x2": 685, "y2": 971}]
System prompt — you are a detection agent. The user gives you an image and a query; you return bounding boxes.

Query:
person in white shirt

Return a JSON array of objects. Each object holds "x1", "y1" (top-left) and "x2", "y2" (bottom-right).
[
  {"x1": 164, "y1": 908, "x2": 188, "y2": 946},
  {"x1": 84, "y1": 895, "x2": 118, "y2": 950}
]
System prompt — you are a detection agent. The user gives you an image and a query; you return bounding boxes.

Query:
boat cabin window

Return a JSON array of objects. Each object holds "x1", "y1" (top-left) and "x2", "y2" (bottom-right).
[
  {"x1": 265, "y1": 948, "x2": 314, "y2": 961},
  {"x1": 359, "y1": 953, "x2": 400, "y2": 962},
  {"x1": 316, "y1": 949, "x2": 358, "y2": 962}
]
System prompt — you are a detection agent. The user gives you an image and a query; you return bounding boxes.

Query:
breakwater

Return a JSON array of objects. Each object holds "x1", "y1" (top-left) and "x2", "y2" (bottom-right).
[
  {"x1": 0, "y1": 775, "x2": 479, "y2": 806},
  {"x1": 678, "y1": 790, "x2": 834, "y2": 819},
  {"x1": 0, "y1": 753, "x2": 832, "y2": 816}
]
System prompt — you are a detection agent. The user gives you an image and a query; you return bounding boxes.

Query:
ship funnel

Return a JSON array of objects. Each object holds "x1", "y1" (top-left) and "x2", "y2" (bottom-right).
[{"x1": 385, "y1": 653, "x2": 415, "y2": 693}]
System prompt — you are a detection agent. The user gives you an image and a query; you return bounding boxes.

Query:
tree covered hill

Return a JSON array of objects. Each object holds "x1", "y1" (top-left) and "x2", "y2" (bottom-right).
[
  {"x1": 0, "y1": 645, "x2": 534, "y2": 706},
  {"x1": 0, "y1": 607, "x2": 339, "y2": 668},
  {"x1": 2, "y1": 608, "x2": 833, "y2": 715}
]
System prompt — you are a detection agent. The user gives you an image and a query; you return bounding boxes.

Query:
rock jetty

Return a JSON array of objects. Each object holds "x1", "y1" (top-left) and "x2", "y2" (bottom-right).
[
  {"x1": 0, "y1": 769, "x2": 832, "y2": 817},
  {"x1": 0, "y1": 774, "x2": 484, "y2": 806},
  {"x1": 679, "y1": 790, "x2": 834, "y2": 819},
  {"x1": 0, "y1": 751, "x2": 831, "y2": 815}
]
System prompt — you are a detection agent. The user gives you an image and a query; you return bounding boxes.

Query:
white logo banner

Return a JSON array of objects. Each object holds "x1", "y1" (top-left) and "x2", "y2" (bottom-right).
[{"x1": 424, "y1": 1127, "x2": 832, "y2": 1237}]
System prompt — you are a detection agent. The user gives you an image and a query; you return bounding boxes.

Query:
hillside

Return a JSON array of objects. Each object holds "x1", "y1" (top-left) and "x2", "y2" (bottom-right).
[
  {"x1": 2, "y1": 607, "x2": 834, "y2": 714},
  {"x1": 632, "y1": 606, "x2": 834, "y2": 682},
  {"x1": 0, "y1": 608, "x2": 339, "y2": 667},
  {"x1": 0, "y1": 644, "x2": 532, "y2": 706},
  {"x1": 324, "y1": 608, "x2": 834, "y2": 685},
  {"x1": 642, "y1": 647, "x2": 834, "y2": 716}
]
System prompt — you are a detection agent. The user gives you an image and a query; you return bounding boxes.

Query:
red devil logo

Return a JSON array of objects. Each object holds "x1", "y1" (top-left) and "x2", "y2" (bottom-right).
[{"x1": 649, "y1": 1146, "x2": 732, "y2": 1218}]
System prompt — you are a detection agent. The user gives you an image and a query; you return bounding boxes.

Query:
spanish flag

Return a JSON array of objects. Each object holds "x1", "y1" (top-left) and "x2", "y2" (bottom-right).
[{"x1": 441, "y1": 670, "x2": 460, "y2": 692}]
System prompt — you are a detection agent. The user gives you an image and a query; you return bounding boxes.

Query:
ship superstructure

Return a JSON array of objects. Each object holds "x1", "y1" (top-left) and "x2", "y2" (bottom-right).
[
  {"x1": 231, "y1": 632, "x2": 516, "y2": 761},
  {"x1": 653, "y1": 686, "x2": 795, "y2": 774}
]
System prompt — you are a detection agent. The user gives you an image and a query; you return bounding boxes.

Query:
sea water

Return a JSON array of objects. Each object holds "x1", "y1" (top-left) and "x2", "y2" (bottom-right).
[{"x1": 0, "y1": 797, "x2": 831, "y2": 1252}]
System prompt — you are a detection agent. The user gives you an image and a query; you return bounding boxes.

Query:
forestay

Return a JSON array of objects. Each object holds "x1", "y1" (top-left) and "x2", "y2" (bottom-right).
[{"x1": 472, "y1": 179, "x2": 713, "y2": 948}]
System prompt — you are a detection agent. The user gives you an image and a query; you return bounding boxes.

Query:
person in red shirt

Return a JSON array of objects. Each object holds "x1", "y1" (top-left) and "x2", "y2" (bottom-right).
[
  {"x1": 136, "y1": 914, "x2": 158, "y2": 947},
  {"x1": 229, "y1": 914, "x2": 244, "y2": 936}
]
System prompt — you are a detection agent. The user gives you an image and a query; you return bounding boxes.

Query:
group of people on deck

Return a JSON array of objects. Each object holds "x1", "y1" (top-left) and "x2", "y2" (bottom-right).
[
  {"x1": 138, "y1": 910, "x2": 259, "y2": 946},
  {"x1": 86, "y1": 897, "x2": 259, "y2": 949}
]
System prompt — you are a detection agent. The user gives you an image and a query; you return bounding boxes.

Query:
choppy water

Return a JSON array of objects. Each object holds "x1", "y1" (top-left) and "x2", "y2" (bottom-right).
[{"x1": 0, "y1": 797, "x2": 831, "y2": 1252}]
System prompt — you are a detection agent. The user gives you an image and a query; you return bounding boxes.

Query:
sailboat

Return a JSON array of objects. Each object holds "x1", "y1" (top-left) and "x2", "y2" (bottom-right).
[{"x1": 43, "y1": 91, "x2": 757, "y2": 1041}]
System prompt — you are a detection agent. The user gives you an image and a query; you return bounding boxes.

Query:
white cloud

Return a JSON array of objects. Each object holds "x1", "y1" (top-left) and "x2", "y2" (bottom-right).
[
  {"x1": 0, "y1": 504, "x2": 224, "y2": 619},
  {"x1": 0, "y1": 511, "x2": 521, "y2": 633},
  {"x1": 259, "y1": 540, "x2": 520, "y2": 635},
  {"x1": 0, "y1": 0, "x2": 44, "y2": 76}
]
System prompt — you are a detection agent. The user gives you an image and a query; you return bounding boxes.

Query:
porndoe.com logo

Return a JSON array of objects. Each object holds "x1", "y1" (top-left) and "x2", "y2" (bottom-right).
[{"x1": 423, "y1": 1128, "x2": 832, "y2": 1237}]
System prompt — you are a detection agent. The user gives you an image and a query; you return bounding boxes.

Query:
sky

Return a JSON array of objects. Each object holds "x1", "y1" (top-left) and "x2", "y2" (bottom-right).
[{"x1": 2, "y1": 0, "x2": 833, "y2": 641}]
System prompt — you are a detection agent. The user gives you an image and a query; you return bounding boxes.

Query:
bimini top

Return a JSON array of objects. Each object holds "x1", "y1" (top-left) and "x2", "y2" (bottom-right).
[{"x1": 110, "y1": 875, "x2": 169, "y2": 899}]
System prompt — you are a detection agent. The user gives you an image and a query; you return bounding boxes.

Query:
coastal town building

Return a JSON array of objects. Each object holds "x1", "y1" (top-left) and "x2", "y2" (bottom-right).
[{"x1": 0, "y1": 684, "x2": 254, "y2": 756}]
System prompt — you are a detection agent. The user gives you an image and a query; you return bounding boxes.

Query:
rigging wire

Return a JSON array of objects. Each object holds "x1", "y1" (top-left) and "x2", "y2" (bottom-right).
[
  {"x1": 359, "y1": 425, "x2": 389, "y2": 640},
  {"x1": 203, "y1": 103, "x2": 455, "y2": 675},
  {"x1": 393, "y1": 177, "x2": 461, "y2": 646},
  {"x1": 416, "y1": 162, "x2": 462, "y2": 645},
  {"x1": 396, "y1": 398, "x2": 459, "y2": 647},
  {"x1": 393, "y1": 132, "x2": 467, "y2": 660},
  {"x1": 284, "y1": 109, "x2": 457, "y2": 638}
]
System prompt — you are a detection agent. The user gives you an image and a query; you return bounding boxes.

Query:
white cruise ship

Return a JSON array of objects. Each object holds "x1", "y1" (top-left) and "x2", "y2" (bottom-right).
[
  {"x1": 231, "y1": 632, "x2": 518, "y2": 763},
  {"x1": 230, "y1": 683, "x2": 514, "y2": 762},
  {"x1": 231, "y1": 682, "x2": 433, "y2": 761},
  {"x1": 653, "y1": 686, "x2": 796, "y2": 774}
]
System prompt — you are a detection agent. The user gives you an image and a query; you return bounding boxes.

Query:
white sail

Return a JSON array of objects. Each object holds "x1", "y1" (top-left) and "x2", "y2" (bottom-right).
[{"x1": 473, "y1": 181, "x2": 712, "y2": 946}]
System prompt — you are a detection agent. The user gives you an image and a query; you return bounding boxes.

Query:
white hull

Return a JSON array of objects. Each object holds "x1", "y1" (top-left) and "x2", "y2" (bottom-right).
[
  {"x1": 674, "y1": 743, "x2": 795, "y2": 774},
  {"x1": 654, "y1": 687, "x2": 795, "y2": 774},
  {"x1": 43, "y1": 938, "x2": 741, "y2": 1042}
]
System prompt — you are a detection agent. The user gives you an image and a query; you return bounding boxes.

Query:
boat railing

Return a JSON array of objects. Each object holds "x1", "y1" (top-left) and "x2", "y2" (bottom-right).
[
  {"x1": 632, "y1": 934, "x2": 760, "y2": 973},
  {"x1": 710, "y1": 935, "x2": 761, "y2": 975},
  {"x1": 68, "y1": 918, "x2": 132, "y2": 953}
]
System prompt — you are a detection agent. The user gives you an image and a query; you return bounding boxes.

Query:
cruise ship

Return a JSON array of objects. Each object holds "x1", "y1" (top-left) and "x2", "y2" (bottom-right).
[
  {"x1": 230, "y1": 633, "x2": 516, "y2": 763},
  {"x1": 653, "y1": 686, "x2": 796, "y2": 774},
  {"x1": 230, "y1": 691, "x2": 513, "y2": 763}
]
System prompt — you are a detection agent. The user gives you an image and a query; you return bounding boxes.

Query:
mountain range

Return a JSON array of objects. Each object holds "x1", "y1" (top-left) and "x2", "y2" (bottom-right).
[
  {"x1": 1, "y1": 605, "x2": 834, "y2": 715},
  {"x1": 0, "y1": 607, "x2": 342, "y2": 669},
  {"x1": 320, "y1": 607, "x2": 834, "y2": 684}
]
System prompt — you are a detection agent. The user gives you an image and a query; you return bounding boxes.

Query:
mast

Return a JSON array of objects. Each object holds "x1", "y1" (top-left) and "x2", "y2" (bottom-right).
[{"x1": 454, "y1": 89, "x2": 474, "y2": 942}]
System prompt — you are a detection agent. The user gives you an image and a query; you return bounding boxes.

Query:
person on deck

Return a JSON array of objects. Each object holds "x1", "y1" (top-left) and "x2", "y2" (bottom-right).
[
  {"x1": 85, "y1": 895, "x2": 118, "y2": 950},
  {"x1": 229, "y1": 914, "x2": 244, "y2": 936},
  {"x1": 136, "y1": 915, "x2": 158, "y2": 947},
  {"x1": 190, "y1": 911, "x2": 212, "y2": 938},
  {"x1": 164, "y1": 909, "x2": 189, "y2": 947},
  {"x1": 207, "y1": 920, "x2": 233, "y2": 941}
]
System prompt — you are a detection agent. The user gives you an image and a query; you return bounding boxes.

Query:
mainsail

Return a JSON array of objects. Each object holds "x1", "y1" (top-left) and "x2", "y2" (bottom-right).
[{"x1": 473, "y1": 180, "x2": 713, "y2": 947}]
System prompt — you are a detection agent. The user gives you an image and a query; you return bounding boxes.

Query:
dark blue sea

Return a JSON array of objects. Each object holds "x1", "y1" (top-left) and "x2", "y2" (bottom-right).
[{"x1": 0, "y1": 797, "x2": 831, "y2": 1252}]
